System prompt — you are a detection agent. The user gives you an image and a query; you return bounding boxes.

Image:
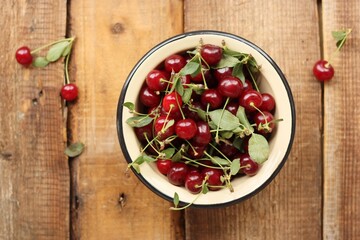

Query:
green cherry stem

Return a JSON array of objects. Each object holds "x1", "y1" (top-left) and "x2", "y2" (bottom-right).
[{"x1": 325, "y1": 28, "x2": 352, "y2": 68}]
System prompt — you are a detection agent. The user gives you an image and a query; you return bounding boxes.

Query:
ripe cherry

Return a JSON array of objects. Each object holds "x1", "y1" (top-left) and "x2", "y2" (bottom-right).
[
  {"x1": 187, "y1": 145, "x2": 206, "y2": 159},
  {"x1": 191, "y1": 65, "x2": 210, "y2": 83},
  {"x1": 15, "y1": 46, "x2": 33, "y2": 66},
  {"x1": 134, "y1": 122, "x2": 153, "y2": 143},
  {"x1": 201, "y1": 168, "x2": 224, "y2": 191},
  {"x1": 217, "y1": 76, "x2": 243, "y2": 98},
  {"x1": 185, "y1": 171, "x2": 204, "y2": 194},
  {"x1": 225, "y1": 101, "x2": 239, "y2": 115},
  {"x1": 162, "y1": 92, "x2": 183, "y2": 113},
  {"x1": 238, "y1": 153, "x2": 259, "y2": 176},
  {"x1": 164, "y1": 54, "x2": 186, "y2": 73},
  {"x1": 200, "y1": 44, "x2": 223, "y2": 66},
  {"x1": 313, "y1": 60, "x2": 334, "y2": 82},
  {"x1": 213, "y1": 67, "x2": 233, "y2": 81},
  {"x1": 218, "y1": 141, "x2": 238, "y2": 159},
  {"x1": 192, "y1": 121, "x2": 211, "y2": 146},
  {"x1": 201, "y1": 89, "x2": 223, "y2": 109},
  {"x1": 242, "y1": 79, "x2": 253, "y2": 92},
  {"x1": 175, "y1": 119, "x2": 197, "y2": 140},
  {"x1": 146, "y1": 69, "x2": 168, "y2": 91},
  {"x1": 167, "y1": 162, "x2": 189, "y2": 186},
  {"x1": 260, "y1": 93, "x2": 275, "y2": 112},
  {"x1": 156, "y1": 159, "x2": 173, "y2": 175},
  {"x1": 139, "y1": 86, "x2": 161, "y2": 108},
  {"x1": 239, "y1": 89, "x2": 263, "y2": 112},
  {"x1": 61, "y1": 83, "x2": 78, "y2": 101},
  {"x1": 154, "y1": 116, "x2": 175, "y2": 140},
  {"x1": 253, "y1": 111, "x2": 275, "y2": 135}
]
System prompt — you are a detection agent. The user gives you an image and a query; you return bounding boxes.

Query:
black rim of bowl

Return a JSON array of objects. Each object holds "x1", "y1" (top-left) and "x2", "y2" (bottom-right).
[{"x1": 116, "y1": 30, "x2": 296, "y2": 208}]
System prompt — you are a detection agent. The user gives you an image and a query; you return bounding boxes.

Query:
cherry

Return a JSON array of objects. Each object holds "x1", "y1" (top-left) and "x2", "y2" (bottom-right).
[
  {"x1": 154, "y1": 116, "x2": 175, "y2": 140},
  {"x1": 146, "y1": 69, "x2": 168, "y2": 91},
  {"x1": 239, "y1": 89, "x2": 263, "y2": 112},
  {"x1": 201, "y1": 168, "x2": 224, "y2": 191},
  {"x1": 253, "y1": 111, "x2": 275, "y2": 135},
  {"x1": 164, "y1": 54, "x2": 186, "y2": 73},
  {"x1": 182, "y1": 102, "x2": 205, "y2": 121},
  {"x1": 260, "y1": 93, "x2": 275, "y2": 112},
  {"x1": 162, "y1": 92, "x2": 183, "y2": 113},
  {"x1": 213, "y1": 67, "x2": 233, "y2": 81},
  {"x1": 175, "y1": 119, "x2": 197, "y2": 140},
  {"x1": 218, "y1": 141, "x2": 238, "y2": 159},
  {"x1": 242, "y1": 79, "x2": 253, "y2": 92},
  {"x1": 200, "y1": 44, "x2": 223, "y2": 66},
  {"x1": 134, "y1": 122, "x2": 153, "y2": 143},
  {"x1": 167, "y1": 162, "x2": 189, "y2": 186},
  {"x1": 156, "y1": 159, "x2": 173, "y2": 175},
  {"x1": 313, "y1": 60, "x2": 334, "y2": 82},
  {"x1": 217, "y1": 76, "x2": 243, "y2": 98},
  {"x1": 192, "y1": 121, "x2": 211, "y2": 146},
  {"x1": 201, "y1": 89, "x2": 223, "y2": 109},
  {"x1": 187, "y1": 145, "x2": 206, "y2": 159},
  {"x1": 61, "y1": 83, "x2": 78, "y2": 101},
  {"x1": 139, "y1": 86, "x2": 161, "y2": 108},
  {"x1": 225, "y1": 101, "x2": 239, "y2": 115},
  {"x1": 237, "y1": 153, "x2": 259, "y2": 176},
  {"x1": 185, "y1": 171, "x2": 204, "y2": 194},
  {"x1": 161, "y1": 106, "x2": 182, "y2": 121},
  {"x1": 15, "y1": 46, "x2": 33, "y2": 66},
  {"x1": 191, "y1": 65, "x2": 210, "y2": 83}
]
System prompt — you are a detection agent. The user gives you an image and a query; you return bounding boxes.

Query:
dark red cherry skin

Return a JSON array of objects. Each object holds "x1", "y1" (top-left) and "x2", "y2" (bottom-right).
[
  {"x1": 175, "y1": 119, "x2": 197, "y2": 140},
  {"x1": 156, "y1": 159, "x2": 173, "y2": 175},
  {"x1": 162, "y1": 92, "x2": 183, "y2": 113},
  {"x1": 182, "y1": 102, "x2": 205, "y2": 121},
  {"x1": 139, "y1": 86, "x2": 161, "y2": 108},
  {"x1": 225, "y1": 101, "x2": 239, "y2": 115},
  {"x1": 154, "y1": 116, "x2": 175, "y2": 140},
  {"x1": 191, "y1": 66, "x2": 210, "y2": 83},
  {"x1": 239, "y1": 89, "x2": 263, "y2": 112},
  {"x1": 146, "y1": 69, "x2": 168, "y2": 91},
  {"x1": 134, "y1": 122, "x2": 153, "y2": 143},
  {"x1": 192, "y1": 121, "x2": 211, "y2": 146},
  {"x1": 185, "y1": 171, "x2": 205, "y2": 194},
  {"x1": 254, "y1": 111, "x2": 275, "y2": 135},
  {"x1": 260, "y1": 93, "x2": 275, "y2": 112},
  {"x1": 219, "y1": 142, "x2": 238, "y2": 159},
  {"x1": 167, "y1": 162, "x2": 189, "y2": 186},
  {"x1": 61, "y1": 83, "x2": 78, "y2": 101},
  {"x1": 242, "y1": 79, "x2": 253, "y2": 92},
  {"x1": 15, "y1": 46, "x2": 33, "y2": 66},
  {"x1": 187, "y1": 145, "x2": 206, "y2": 159},
  {"x1": 161, "y1": 106, "x2": 182, "y2": 121},
  {"x1": 200, "y1": 44, "x2": 223, "y2": 66},
  {"x1": 217, "y1": 76, "x2": 243, "y2": 98},
  {"x1": 313, "y1": 60, "x2": 334, "y2": 82},
  {"x1": 164, "y1": 54, "x2": 186, "y2": 73},
  {"x1": 238, "y1": 153, "x2": 259, "y2": 176},
  {"x1": 201, "y1": 89, "x2": 223, "y2": 109},
  {"x1": 201, "y1": 168, "x2": 224, "y2": 191},
  {"x1": 213, "y1": 67, "x2": 233, "y2": 81}
]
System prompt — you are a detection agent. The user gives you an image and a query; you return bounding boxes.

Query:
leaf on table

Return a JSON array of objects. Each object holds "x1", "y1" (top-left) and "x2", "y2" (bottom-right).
[
  {"x1": 64, "y1": 142, "x2": 85, "y2": 157},
  {"x1": 33, "y1": 56, "x2": 49, "y2": 67},
  {"x1": 46, "y1": 41, "x2": 70, "y2": 62}
]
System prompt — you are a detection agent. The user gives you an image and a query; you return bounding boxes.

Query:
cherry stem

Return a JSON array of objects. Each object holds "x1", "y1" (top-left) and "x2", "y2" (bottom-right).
[
  {"x1": 247, "y1": 65, "x2": 260, "y2": 92},
  {"x1": 326, "y1": 29, "x2": 352, "y2": 68},
  {"x1": 214, "y1": 97, "x2": 230, "y2": 143}
]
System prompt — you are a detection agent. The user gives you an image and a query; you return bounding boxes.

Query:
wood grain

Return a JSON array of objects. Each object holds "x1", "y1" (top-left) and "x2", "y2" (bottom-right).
[
  {"x1": 322, "y1": 1, "x2": 360, "y2": 239},
  {"x1": 184, "y1": 0, "x2": 322, "y2": 239},
  {"x1": 0, "y1": 0, "x2": 68, "y2": 239},
  {"x1": 68, "y1": 0, "x2": 183, "y2": 239}
]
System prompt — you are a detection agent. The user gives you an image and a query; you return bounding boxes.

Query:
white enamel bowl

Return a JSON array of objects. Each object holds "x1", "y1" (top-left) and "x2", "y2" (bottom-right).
[{"x1": 116, "y1": 31, "x2": 295, "y2": 207}]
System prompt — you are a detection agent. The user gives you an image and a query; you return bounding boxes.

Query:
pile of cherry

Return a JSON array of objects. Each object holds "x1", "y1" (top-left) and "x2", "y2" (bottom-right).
[{"x1": 124, "y1": 41, "x2": 278, "y2": 195}]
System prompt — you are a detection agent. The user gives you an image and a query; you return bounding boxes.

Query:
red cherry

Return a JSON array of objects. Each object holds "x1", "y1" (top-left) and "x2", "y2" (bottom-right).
[
  {"x1": 201, "y1": 89, "x2": 223, "y2": 109},
  {"x1": 61, "y1": 83, "x2": 78, "y2": 101},
  {"x1": 253, "y1": 111, "x2": 275, "y2": 135},
  {"x1": 154, "y1": 116, "x2": 175, "y2": 140},
  {"x1": 167, "y1": 162, "x2": 189, "y2": 186},
  {"x1": 15, "y1": 46, "x2": 33, "y2": 66},
  {"x1": 156, "y1": 159, "x2": 173, "y2": 175},
  {"x1": 217, "y1": 76, "x2": 243, "y2": 98},
  {"x1": 237, "y1": 153, "x2": 259, "y2": 176},
  {"x1": 213, "y1": 67, "x2": 233, "y2": 81},
  {"x1": 201, "y1": 168, "x2": 224, "y2": 191},
  {"x1": 225, "y1": 101, "x2": 239, "y2": 115},
  {"x1": 239, "y1": 89, "x2": 262, "y2": 112},
  {"x1": 175, "y1": 119, "x2": 197, "y2": 140},
  {"x1": 164, "y1": 54, "x2": 186, "y2": 73},
  {"x1": 260, "y1": 93, "x2": 275, "y2": 112},
  {"x1": 313, "y1": 60, "x2": 334, "y2": 82},
  {"x1": 192, "y1": 121, "x2": 211, "y2": 146},
  {"x1": 146, "y1": 69, "x2": 168, "y2": 91},
  {"x1": 162, "y1": 92, "x2": 183, "y2": 113},
  {"x1": 200, "y1": 44, "x2": 223, "y2": 66},
  {"x1": 187, "y1": 145, "x2": 206, "y2": 159},
  {"x1": 185, "y1": 171, "x2": 204, "y2": 194},
  {"x1": 134, "y1": 122, "x2": 153, "y2": 143},
  {"x1": 139, "y1": 86, "x2": 161, "y2": 108}
]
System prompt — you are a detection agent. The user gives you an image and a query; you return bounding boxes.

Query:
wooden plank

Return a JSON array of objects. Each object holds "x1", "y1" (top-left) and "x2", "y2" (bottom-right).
[
  {"x1": 68, "y1": 1, "x2": 183, "y2": 239},
  {"x1": 322, "y1": 1, "x2": 360, "y2": 239},
  {"x1": 0, "y1": 1, "x2": 68, "y2": 239},
  {"x1": 184, "y1": 1, "x2": 322, "y2": 239}
]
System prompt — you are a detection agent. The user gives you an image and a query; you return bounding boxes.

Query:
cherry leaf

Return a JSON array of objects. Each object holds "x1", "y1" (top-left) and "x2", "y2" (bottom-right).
[
  {"x1": 236, "y1": 106, "x2": 254, "y2": 133},
  {"x1": 173, "y1": 192, "x2": 180, "y2": 208},
  {"x1": 161, "y1": 148, "x2": 175, "y2": 159},
  {"x1": 46, "y1": 41, "x2": 70, "y2": 62},
  {"x1": 123, "y1": 102, "x2": 135, "y2": 111},
  {"x1": 33, "y1": 56, "x2": 49, "y2": 67},
  {"x1": 214, "y1": 54, "x2": 240, "y2": 69},
  {"x1": 248, "y1": 133, "x2": 270, "y2": 164},
  {"x1": 230, "y1": 159, "x2": 240, "y2": 175},
  {"x1": 232, "y1": 63, "x2": 245, "y2": 83},
  {"x1": 126, "y1": 116, "x2": 153, "y2": 128},
  {"x1": 64, "y1": 142, "x2": 85, "y2": 157},
  {"x1": 62, "y1": 43, "x2": 73, "y2": 57},
  {"x1": 143, "y1": 155, "x2": 156, "y2": 163},
  {"x1": 208, "y1": 109, "x2": 240, "y2": 131},
  {"x1": 182, "y1": 88, "x2": 193, "y2": 104},
  {"x1": 211, "y1": 156, "x2": 230, "y2": 166},
  {"x1": 202, "y1": 184, "x2": 209, "y2": 194},
  {"x1": 180, "y1": 62, "x2": 200, "y2": 76}
]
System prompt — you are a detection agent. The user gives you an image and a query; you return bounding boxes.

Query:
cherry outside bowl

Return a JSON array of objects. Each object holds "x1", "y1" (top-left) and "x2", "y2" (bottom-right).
[{"x1": 116, "y1": 30, "x2": 295, "y2": 207}]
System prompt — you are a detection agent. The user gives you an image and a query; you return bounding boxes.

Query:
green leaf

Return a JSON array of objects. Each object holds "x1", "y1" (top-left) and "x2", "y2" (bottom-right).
[
  {"x1": 143, "y1": 155, "x2": 156, "y2": 162},
  {"x1": 173, "y1": 192, "x2": 180, "y2": 208},
  {"x1": 172, "y1": 148, "x2": 183, "y2": 162},
  {"x1": 232, "y1": 137, "x2": 243, "y2": 150},
  {"x1": 180, "y1": 61, "x2": 200, "y2": 76},
  {"x1": 211, "y1": 156, "x2": 230, "y2": 166},
  {"x1": 163, "y1": 119, "x2": 175, "y2": 131},
  {"x1": 195, "y1": 108, "x2": 207, "y2": 121},
  {"x1": 248, "y1": 133, "x2": 270, "y2": 164},
  {"x1": 232, "y1": 63, "x2": 245, "y2": 83},
  {"x1": 131, "y1": 163, "x2": 141, "y2": 174},
  {"x1": 202, "y1": 184, "x2": 209, "y2": 194},
  {"x1": 230, "y1": 159, "x2": 240, "y2": 175},
  {"x1": 64, "y1": 142, "x2": 84, "y2": 157},
  {"x1": 182, "y1": 88, "x2": 193, "y2": 104},
  {"x1": 33, "y1": 56, "x2": 49, "y2": 67},
  {"x1": 62, "y1": 43, "x2": 73, "y2": 57},
  {"x1": 162, "y1": 148, "x2": 175, "y2": 159},
  {"x1": 126, "y1": 116, "x2": 153, "y2": 128},
  {"x1": 208, "y1": 109, "x2": 240, "y2": 131},
  {"x1": 123, "y1": 102, "x2": 135, "y2": 111},
  {"x1": 223, "y1": 47, "x2": 242, "y2": 57},
  {"x1": 214, "y1": 54, "x2": 240, "y2": 69},
  {"x1": 46, "y1": 41, "x2": 70, "y2": 62},
  {"x1": 134, "y1": 155, "x2": 146, "y2": 165},
  {"x1": 236, "y1": 106, "x2": 254, "y2": 133},
  {"x1": 220, "y1": 131, "x2": 233, "y2": 139},
  {"x1": 332, "y1": 30, "x2": 348, "y2": 41}
]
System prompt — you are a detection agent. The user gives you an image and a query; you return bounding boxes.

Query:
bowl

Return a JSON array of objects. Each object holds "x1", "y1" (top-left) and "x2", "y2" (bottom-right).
[{"x1": 116, "y1": 30, "x2": 295, "y2": 208}]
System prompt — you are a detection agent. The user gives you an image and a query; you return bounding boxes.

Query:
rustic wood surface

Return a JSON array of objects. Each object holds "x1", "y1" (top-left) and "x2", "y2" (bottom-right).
[{"x1": 0, "y1": 0, "x2": 359, "y2": 239}]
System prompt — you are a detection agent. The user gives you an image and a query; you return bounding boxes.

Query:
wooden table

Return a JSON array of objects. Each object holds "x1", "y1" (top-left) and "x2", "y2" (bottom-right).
[{"x1": 1, "y1": 1, "x2": 359, "y2": 239}]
